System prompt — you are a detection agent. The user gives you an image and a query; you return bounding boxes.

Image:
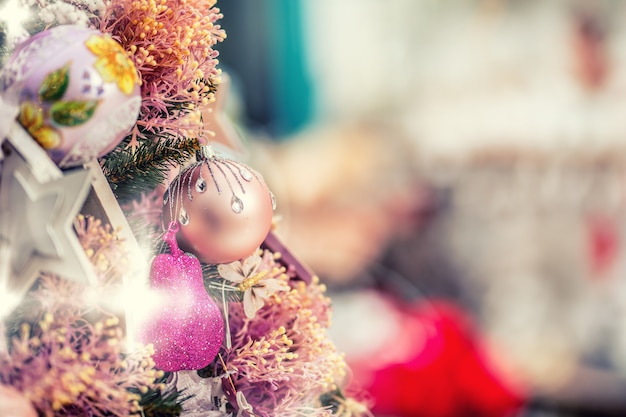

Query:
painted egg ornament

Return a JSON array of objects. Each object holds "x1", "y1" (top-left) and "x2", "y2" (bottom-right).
[
  {"x1": 2, "y1": 25, "x2": 141, "y2": 168},
  {"x1": 162, "y1": 146, "x2": 276, "y2": 265}
]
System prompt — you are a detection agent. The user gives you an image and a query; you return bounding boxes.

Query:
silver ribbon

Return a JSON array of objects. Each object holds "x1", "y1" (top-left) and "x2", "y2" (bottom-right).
[{"x1": 171, "y1": 370, "x2": 231, "y2": 417}]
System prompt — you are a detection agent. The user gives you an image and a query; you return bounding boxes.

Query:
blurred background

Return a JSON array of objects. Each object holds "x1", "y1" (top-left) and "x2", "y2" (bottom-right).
[{"x1": 215, "y1": 1, "x2": 626, "y2": 416}]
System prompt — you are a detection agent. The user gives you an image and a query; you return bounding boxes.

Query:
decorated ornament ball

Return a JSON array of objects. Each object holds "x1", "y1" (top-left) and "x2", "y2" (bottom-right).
[
  {"x1": 3, "y1": 25, "x2": 141, "y2": 167},
  {"x1": 162, "y1": 149, "x2": 275, "y2": 264},
  {"x1": 0, "y1": 385, "x2": 37, "y2": 417}
]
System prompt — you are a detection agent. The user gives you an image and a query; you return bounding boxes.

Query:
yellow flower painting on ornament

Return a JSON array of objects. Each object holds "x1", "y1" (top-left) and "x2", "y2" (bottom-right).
[
  {"x1": 18, "y1": 101, "x2": 62, "y2": 149},
  {"x1": 85, "y1": 34, "x2": 139, "y2": 95}
]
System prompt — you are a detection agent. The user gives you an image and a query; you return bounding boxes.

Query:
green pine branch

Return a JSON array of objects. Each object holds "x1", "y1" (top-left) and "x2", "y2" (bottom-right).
[
  {"x1": 102, "y1": 134, "x2": 201, "y2": 203},
  {"x1": 134, "y1": 373, "x2": 188, "y2": 417},
  {"x1": 319, "y1": 388, "x2": 347, "y2": 415}
]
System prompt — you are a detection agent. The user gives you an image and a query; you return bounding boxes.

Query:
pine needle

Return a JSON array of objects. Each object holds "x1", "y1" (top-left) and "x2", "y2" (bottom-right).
[{"x1": 102, "y1": 133, "x2": 201, "y2": 202}]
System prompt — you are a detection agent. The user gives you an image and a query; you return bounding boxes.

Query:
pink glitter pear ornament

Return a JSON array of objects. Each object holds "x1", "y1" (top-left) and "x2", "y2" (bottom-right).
[{"x1": 141, "y1": 222, "x2": 225, "y2": 372}]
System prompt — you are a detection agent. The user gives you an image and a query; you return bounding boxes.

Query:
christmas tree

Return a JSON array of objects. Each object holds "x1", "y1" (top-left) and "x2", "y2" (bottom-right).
[{"x1": 0, "y1": 1, "x2": 368, "y2": 416}]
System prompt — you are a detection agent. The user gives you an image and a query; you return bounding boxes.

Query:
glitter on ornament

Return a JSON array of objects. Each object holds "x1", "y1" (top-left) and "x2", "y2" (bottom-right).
[{"x1": 141, "y1": 221, "x2": 225, "y2": 372}]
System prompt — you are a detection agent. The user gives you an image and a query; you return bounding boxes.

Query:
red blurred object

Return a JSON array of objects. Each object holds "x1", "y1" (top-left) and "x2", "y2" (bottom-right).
[
  {"x1": 572, "y1": 7, "x2": 609, "y2": 90},
  {"x1": 346, "y1": 299, "x2": 527, "y2": 417},
  {"x1": 587, "y1": 214, "x2": 619, "y2": 279}
]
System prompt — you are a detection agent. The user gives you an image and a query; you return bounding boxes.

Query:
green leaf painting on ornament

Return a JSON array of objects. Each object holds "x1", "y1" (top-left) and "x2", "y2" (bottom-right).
[
  {"x1": 50, "y1": 100, "x2": 99, "y2": 127},
  {"x1": 39, "y1": 63, "x2": 70, "y2": 102}
]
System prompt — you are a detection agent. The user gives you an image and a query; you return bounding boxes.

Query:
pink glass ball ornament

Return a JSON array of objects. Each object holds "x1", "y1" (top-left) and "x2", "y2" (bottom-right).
[
  {"x1": 162, "y1": 146, "x2": 276, "y2": 264},
  {"x1": 141, "y1": 222, "x2": 225, "y2": 372},
  {"x1": 0, "y1": 385, "x2": 37, "y2": 417},
  {"x1": 2, "y1": 25, "x2": 141, "y2": 168}
]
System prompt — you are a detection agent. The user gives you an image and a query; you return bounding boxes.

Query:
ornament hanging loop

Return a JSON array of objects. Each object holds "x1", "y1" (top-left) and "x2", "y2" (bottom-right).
[
  {"x1": 197, "y1": 145, "x2": 216, "y2": 161},
  {"x1": 163, "y1": 221, "x2": 183, "y2": 256}
]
